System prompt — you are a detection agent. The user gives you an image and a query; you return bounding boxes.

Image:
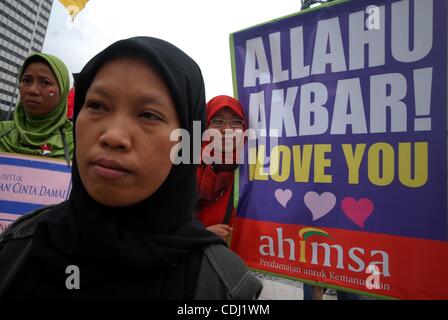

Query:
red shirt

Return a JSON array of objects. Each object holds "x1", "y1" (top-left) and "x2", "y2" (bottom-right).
[{"x1": 196, "y1": 180, "x2": 236, "y2": 228}]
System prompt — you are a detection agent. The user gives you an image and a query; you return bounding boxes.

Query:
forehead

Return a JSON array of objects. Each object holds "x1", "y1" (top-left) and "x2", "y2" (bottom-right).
[
  {"x1": 22, "y1": 61, "x2": 55, "y2": 78},
  {"x1": 91, "y1": 58, "x2": 165, "y2": 89},
  {"x1": 212, "y1": 107, "x2": 241, "y2": 119}
]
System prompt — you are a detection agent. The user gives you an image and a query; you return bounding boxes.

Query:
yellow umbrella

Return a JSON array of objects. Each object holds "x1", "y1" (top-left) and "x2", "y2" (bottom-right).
[{"x1": 59, "y1": 0, "x2": 89, "y2": 21}]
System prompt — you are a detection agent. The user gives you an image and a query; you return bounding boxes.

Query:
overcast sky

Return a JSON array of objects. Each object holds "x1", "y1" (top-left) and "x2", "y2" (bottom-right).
[{"x1": 42, "y1": 0, "x2": 302, "y2": 101}]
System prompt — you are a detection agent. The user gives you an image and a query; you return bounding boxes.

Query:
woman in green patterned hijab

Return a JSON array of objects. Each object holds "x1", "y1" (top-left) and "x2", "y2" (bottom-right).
[{"x1": 0, "y1": 53, "x2": 73, "y2": 163}]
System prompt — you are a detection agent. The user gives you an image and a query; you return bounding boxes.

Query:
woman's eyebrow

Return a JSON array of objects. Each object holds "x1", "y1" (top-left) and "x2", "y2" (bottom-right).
[
  {"x1": 37, "y1": 75, "x2": 54, "y2": 81},
  {"x1": 20, "y1": 73, "x2": 53, "y2": 81},
  {"x1": 136, "y1": 95, "x2": 167, "y2": 107},
  {"x1": 87, "y1": 86, "x2": 170, "y2": 107},
  {"x1": 86, "y1": 86, "x2": 113, "y2": 99},
  {"x1": 136, "y1": 95, "x2": 175, "y2": 118}
]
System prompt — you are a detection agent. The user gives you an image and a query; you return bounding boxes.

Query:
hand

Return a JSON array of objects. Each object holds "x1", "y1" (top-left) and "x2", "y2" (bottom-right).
[{"x1": 207, "y1": 224, "x2": 233, "y2": 241}]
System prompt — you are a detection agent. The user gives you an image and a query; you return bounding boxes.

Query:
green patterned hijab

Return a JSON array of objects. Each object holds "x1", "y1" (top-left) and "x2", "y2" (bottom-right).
[{"x1": 0, "y1": 53, "x2": 74, "y2": 160}]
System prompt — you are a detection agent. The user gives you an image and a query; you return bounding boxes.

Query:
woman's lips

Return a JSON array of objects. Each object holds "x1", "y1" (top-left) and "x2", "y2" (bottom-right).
[
  {"x1": 91, "y1": 159, "x2": 131, "y2": 179},
  {"x1": 24, "y1": 100, "x2": 41, "y2": 106}
]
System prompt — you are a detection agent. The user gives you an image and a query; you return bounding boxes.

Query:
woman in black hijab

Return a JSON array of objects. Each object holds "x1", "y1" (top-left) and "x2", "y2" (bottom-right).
[{"x1": 0, "y1": 37, "x2": 262, "y2": 299}]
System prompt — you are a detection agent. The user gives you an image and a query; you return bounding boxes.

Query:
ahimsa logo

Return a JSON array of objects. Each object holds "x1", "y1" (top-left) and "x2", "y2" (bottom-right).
[{"x1": 259, "y1": 227, "x2": 390, "y2": 277}]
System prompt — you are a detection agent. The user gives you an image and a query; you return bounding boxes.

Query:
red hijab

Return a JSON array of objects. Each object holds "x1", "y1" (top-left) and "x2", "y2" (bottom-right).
[
  {"x1": 205, "y1": 95, "x2": 244, "y2": 126},
  {"x1": 196, "y1": 95, "x2": 245, "y2": 213},
  {"x1": 67, "y1": 87, "x2": 75, "y2": 120}
]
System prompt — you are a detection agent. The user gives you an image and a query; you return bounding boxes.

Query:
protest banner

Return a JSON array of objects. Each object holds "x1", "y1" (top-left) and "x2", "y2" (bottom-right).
[
  {"x1": 229, "y1": 0, "x2": 448, "y2": 299},
  {"x1": 0, "y1": 152, "x2": 71, "y2": 232}
]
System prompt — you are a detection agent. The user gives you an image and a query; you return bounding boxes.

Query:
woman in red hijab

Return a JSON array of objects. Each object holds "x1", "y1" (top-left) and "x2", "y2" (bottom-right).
[{"x1": 196, "y1": 95, "x2": 245, "y2": 241}]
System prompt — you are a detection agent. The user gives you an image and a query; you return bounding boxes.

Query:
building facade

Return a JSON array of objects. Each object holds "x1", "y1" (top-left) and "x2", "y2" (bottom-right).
[{"x1": 0, "y1": 0, "x2": 54, "y2": 120}]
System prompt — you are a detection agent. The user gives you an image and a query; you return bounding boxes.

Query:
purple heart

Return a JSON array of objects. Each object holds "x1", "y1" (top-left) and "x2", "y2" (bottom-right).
[
  {"x1": 275, "y1": 189, "x2": 292, "y2": 208},
  {"x1": 304, "y1": 191, "x2": 336, "y2": 221}
]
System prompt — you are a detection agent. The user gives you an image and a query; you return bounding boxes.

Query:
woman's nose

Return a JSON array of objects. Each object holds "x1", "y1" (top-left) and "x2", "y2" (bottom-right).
[
  {"x1": 98, "y1": 122, "x2": 132, "y2": 151},
  {"x1": 219, "y1": 123, "x2": 234, "y2": 133},
  {"x1": 26, "y1": 82, "x2": 40, "y2": 95}
]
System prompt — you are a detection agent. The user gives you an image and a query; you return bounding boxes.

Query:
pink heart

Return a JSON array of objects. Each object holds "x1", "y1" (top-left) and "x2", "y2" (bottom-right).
[
  {"x1": 275, "y1": 189, "x2": 292, "y2": 208},
  {"x1": 341, "y1": 197, "x2": 374, "y2": 228},
  {"x1": 304, "y1": 191, "x2": 336, "y2": 221}
]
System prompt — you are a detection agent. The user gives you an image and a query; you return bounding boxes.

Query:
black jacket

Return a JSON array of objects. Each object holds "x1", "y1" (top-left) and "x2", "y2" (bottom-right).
[{"x1": 0, "y1": 206, "x2": 262, "y2": 300}]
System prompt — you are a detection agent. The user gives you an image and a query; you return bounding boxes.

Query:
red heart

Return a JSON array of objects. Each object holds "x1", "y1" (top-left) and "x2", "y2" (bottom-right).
[{"x1": 341, "y1": 197, "x2": 374, "y2": 228}]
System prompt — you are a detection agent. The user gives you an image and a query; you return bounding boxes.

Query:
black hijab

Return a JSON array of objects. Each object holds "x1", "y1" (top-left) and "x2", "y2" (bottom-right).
[{"x1": 7, "y1": 37, "x2": 223, "y2": 299}]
